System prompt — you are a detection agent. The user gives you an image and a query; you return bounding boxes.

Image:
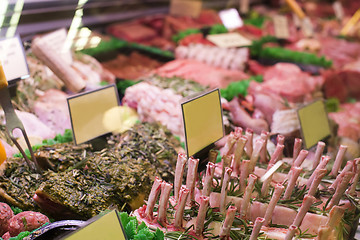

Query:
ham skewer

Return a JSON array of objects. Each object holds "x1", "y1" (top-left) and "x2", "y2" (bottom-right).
[
  {"x1": 312, "y1": 141, "x2": 325, "y2": 170},
  {"x1": 293, "y1": 149, "x2": 308, "y2": 167},
  {"x1": 174, "y1": 187, "x2": 189, "y2": 228},
  {"x1": 240, "y1": 174, "x2": 257, "y2": 219},
  {"x1": 330, "y1": 145, "x2": 348, "y2": 176},
  {"x1": 268, "y1": 144, "x2": 284, "y2": 165},
  {"x1": 349, "y1": 158, "x2": 360, "y2": 195},
  {"x1": 276, "y1": 135, "x2": 285, "y2": 160},
  {"x1": 195, "y1": 196, "x2": 210, "y2": 235},
  {"x1": 260, "y1": 131, "x2": 269, "y2": 163},
  {"x1": 327, "y1": 172, "x2": 354, "y2": 210},
  {"x1": 203, "y1": 162, "x2": 215, "y2": 197},
  {"x1": 186, "y1": 157, "x2": 199, "y2": 205},
  {"x1": 317, "y1": 226, "x2": 335, "y2": 240},
  {"x1": 158, "y1": 182, "x2": 173, "y2": 224},
  {"x1": 292, "y1": 138, "x2": 302, "y2": 164},
  {"x1": 219, "y1": 206, "x2": 237, "y2": 239},
  {"x1": 174, "y1": 153, "x2": 187, "y2": 201},
  {"x1": 232, "y1": 136, "x2": 247, "y2": 176},
  {"x1": 330, "y1": 160, "x2": 353, "y2": 189},
  {"x1": 283, "y1": 166, "x2": 303, "y2": 200},
  {"x1": 285, "y1": 225, "x2": 298, "y2": 240},
  {"x1": 307, "y1": 156, "x2": 330, "y2": 186},
  {"x1": 249, "y1": 217, "x2": 265, "y2": 240},
  {"x1": 145, "y1": 177, "x2": 163, "y2": 220},
  {"x1": 264, "y1": 184, "x2": 285, "y2": 226},
  {"x1": 245, "y1": 128, "x2": 253, "y2": 157},
  {"x1": 292, "y1": 194, "x2": 316, "y2": 227},
  {"x1": 220, "y1": 167, "x2": 232, "y2": 214},
  {"x1": 249, "y1": 139, "x2": 265, "y2": 172},
  {"x1": 239, "y1": 160, "x2": 250, "y2": 193},
  {"x1": 308, "y1": 169, "x2": 327, "y2": 196},
  {"x1": 208, "y1": 149, "x2": 218, "y2": 163}
]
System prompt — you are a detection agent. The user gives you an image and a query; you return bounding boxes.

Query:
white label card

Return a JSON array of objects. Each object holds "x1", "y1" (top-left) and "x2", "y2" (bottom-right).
[
  {"x1": 219, "y1": 8, "x2": 243, "y2": 30},
  {"x1": 333, "y1": 1, "x2": 344, "y2": 20},
  {"x1": 273, "y1": 15, "x2": 290, "y2": 39},
  {"x1": 301, "y1": 17, "x2": 314, "y2": 37},
  {"x1": 0, "y1": 36, "x2": 29, "y2": 82},
  {"x1": 207, "y1": 33, "x2": 251, "y2": 48},
  {"x1": 40, "y1": 28, "x2": 73, "y2": 65}
]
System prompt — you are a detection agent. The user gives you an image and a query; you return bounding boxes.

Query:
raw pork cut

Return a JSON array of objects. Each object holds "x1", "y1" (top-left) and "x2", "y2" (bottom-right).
[
  {"x1": 251, "y1": 63, "x2": 323, "y2": 102},
  {"x1": 153, "y1": 59, "x2": 249, "y2": 88},
  {"x1": 33, "y1": 89, "x2": 71, "y2": 135}
]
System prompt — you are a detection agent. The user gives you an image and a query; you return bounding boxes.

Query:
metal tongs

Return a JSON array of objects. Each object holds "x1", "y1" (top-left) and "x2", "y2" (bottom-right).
[{"x1": 0, "y1": 65, "x2": 41, "y2": 173}]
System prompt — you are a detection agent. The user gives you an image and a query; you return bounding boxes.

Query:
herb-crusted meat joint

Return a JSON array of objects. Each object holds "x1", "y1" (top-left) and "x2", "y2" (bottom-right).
[{"x1": 0, "y1": 123, "x2": 178, "y2": 220}]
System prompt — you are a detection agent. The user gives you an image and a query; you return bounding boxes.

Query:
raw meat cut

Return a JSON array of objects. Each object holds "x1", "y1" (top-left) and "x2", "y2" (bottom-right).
[
  {"x1": 153, "y1": 59, "x2": 249, "y2": 88},
  {"x1": 33, "y1": 89, "x2": 71, "y2": 135}
]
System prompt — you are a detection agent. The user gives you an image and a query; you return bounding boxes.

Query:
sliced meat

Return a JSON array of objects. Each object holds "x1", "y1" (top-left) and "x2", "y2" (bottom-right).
[
  {"x1": 154, "y1": 59, "x2": 249, "y2": 88},
  {"x1": 33, "y1": 89, "x2": 71, "y2": 135}
]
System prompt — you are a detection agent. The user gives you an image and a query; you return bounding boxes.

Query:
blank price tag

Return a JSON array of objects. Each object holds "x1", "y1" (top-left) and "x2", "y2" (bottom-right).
[
  {"x1": 65, "y1": 210, "x2": 126, "y2": 240},
  {"x1": 67, "y1": 85, "x2": 120, "y2": 145},
  {"x1": 0, "y1": 36, "x2": 29, "y2": 82},
  {"x1": 40, "y1": 28, "x2": 73, "y2": 65},
  {"x1": 219, "y1": 8, "x2": 243, "y2": 30},
  {"x1": 182, "y1": 89, "x2": 224, "y2": 157},
  {"x1": 333, "y1": 1, "x2": 344, "y2": 21},
  {"x1": 301, "y1": 17, "x2": 314, "y2": 37},
  {"x1": 297, "y1": 100, "x2": 331, "y2": 149},
  {"x1": 273, "y1": 15, "x2": 290, "y2": 39},
  {"x1": 207, "y1": 33, "x2": 251, "y2": 48},
  {"x1": 170, "y1": 0, "x2": 202, "y2": 18}
]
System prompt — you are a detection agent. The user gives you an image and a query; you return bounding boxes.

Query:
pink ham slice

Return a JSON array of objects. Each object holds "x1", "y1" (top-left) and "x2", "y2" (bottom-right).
[
  {"x1": 33, "y1": 89, "x2": 71, "y2": 135},
  {"x1": 153, "y1": 59, "x2": 249, "y2": 88}
]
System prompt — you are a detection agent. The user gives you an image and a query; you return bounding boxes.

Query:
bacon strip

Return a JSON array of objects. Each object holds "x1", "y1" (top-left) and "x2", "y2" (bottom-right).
[
  {"x1": 327, "y1": 172, "x2": 354, "y2": 210},
  {"x1": 268, "y1": 144, "x2": 284, "y2": 165},
  {"x1": 293, "y1": 150, "x2": 308, "y2": 167},
  {"x1": 240, "y1": 174, "x2": 257, "y2": 219},
  {"x1": 245, "y1": 128, "x2": 253, "y2": 157},
  {"x1": 174, "y1": 187, "x2": 189, "y2": 228},
  {"x1": 312, "y1": 141, "x2": 325, "y2": 170},
  {"x1": 260, "y1": 131, "x2": 269, "y2": 163},
  {"x1": 249, "y1": 217, "x2": 265, "y2": 240},
  {"x1": 239, "y1": 160, "x2": 250, "y2": 193},
  {"x1": 292, "y1": 138, "x2": 302, "y2": 164},
  {"x1": 349, "y1": 158, "x2": 360, "y2": 195},
  {"x1": 174, "y1": 153, "x2": 187, "y2": 201},
  {"x1": 219, "y1": 206, "x2": 237, "y2": 239},
  {"x1": 249, "y1": 139, "x2": 265, "y2": 172},
  {"x1": 203, "y1": 162, "x2": 215, "y2": 197},
  {"x1": 186, "y1": 157, "x2": 199, "y2": 205},
  {"x1": 330, "y1": 160, "x2": 353, "y2": 189},
  {"x1": 292, "y1": 195, "x2": 316, "y2": 227},
  {"x1": 285, "y1": 225, "x2": 298, "y2": 240},
  {"x1": 195, "y1": 196, "x2": 209, "y2": 235},
  {"x1": 330, "y1": 145, "x2": 348, "y2": 176},
  {"x1": 283, "y1": 166, "x2": 302, "y2": 200},
  {"x1": 158, "y1": 182, "x2": 173, "y2": 224},
  {"x1": 145, "y1": 177, "x2": 163, "y2": 220},
  {"x1": 308, "y1": 169, "x2": 327, "y2": 196},
  {"x1": 233, "y1": 136, "x2": 247, "y2": 176},
  {"x1": 220, "y1": 167, "x2": 233, "y2": 213},
  {"x1": 307, "y1": 156, "x2": 330, "y2": 186},
  {"x1": 264, "y1": 184, "x2": 285, "y2": 226}
]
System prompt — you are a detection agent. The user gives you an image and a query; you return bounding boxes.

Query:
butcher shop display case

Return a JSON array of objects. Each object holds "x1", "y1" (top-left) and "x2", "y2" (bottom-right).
[{"x1": 0, "y1": 0, "x2": 360, "y2": 240}]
